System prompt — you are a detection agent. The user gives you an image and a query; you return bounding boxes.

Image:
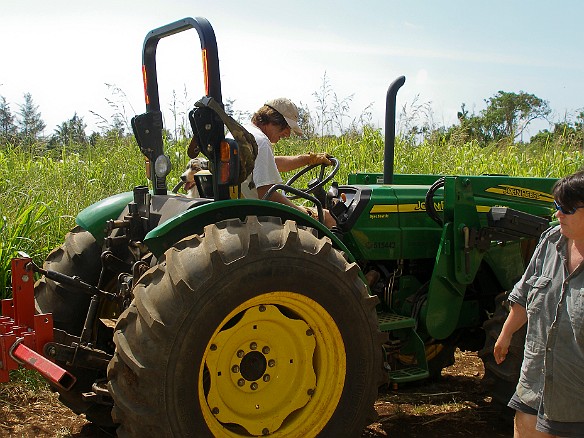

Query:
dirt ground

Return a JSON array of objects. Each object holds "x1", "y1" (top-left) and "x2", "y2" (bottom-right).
[
  {"x1": 363, "y1": 349, "x2": 513, "y2": 437},
  {"x1": 0, "y1": 349, "x2": 513, "y2": 437}
]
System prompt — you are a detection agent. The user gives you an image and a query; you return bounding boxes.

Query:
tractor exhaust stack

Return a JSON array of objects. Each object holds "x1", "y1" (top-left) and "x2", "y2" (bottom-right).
[{"x1": 383, "y1": 75, "x2": 406, "y2": 185}]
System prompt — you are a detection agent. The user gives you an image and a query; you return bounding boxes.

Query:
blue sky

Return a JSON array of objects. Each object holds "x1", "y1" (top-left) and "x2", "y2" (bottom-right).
[{"x1": 2, "y1": 0, "x2": 582, "y2": 137}]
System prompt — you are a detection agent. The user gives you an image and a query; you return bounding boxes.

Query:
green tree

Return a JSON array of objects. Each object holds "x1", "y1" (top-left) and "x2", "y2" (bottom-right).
[
  {"x1": 0, "y1": 96, "x2": 17, "y2": 145},
  {"x1": 17, "y1": 92, "x2": 45, "y2": 144},
  {"x1": 453, "y1": 103, "x2": 491, "y2": 146},
  {"x1": 529, "y1": 111, "x2": 584, "y2": 150},
  {"x1": 481, "y1": 91, "x2": 550, "y2": 142},
  {"x1": 49, "y1": 113, "x2": 88, "y2": 149}
]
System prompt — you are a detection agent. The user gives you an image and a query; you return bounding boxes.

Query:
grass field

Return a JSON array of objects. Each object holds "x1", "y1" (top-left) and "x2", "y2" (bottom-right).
[
  {"x1": 1, "y1": 129, "x2": 582, "y2": 297},
  {"x1": 0, "y1": 129, "x2": 581, "y2": 435}
]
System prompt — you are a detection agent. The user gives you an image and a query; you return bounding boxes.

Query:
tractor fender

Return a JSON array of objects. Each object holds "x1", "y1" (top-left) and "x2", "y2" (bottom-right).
[
  {"x1": 75, "y1": 192, "x2": 212, "y2": 243},
  {"x1": 144, "y1": 199, "x2": 355, "y2": 259},
  {"x1": 76, "y1": 192, "x2": 134, "y2": 242}
]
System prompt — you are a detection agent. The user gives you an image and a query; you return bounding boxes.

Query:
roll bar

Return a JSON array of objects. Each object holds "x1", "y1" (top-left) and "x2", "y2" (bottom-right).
[
  {"x1": 132, "y1": 17, "x2": 223, "y2": 195},
  {"x1": 141, "y1": 17, "x2": 222, "y2": 111}
]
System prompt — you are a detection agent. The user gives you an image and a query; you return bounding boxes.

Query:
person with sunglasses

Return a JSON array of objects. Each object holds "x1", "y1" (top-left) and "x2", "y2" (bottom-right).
[
  {"x1": 493, "y1": 169, "x2": 584, "y2": 437},
  {"x1": 239, "y1": 98, "x2": 336, "y2": 227}
]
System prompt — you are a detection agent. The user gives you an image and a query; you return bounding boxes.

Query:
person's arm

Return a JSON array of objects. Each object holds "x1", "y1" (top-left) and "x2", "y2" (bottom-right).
[
  {"x1": 493, "y1": 302, "x2": 528, "y2": 364},
  {"x1": 275, "y1": 153, "x2": 332, "y2": 172}
]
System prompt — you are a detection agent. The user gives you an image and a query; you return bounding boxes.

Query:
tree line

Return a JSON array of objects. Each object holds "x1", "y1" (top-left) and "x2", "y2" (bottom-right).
[
  {"x1": 399, "y1": 91, "x2": 583, "y2": 149},
  {"x1": 1, "y1": 88, "x2": 583, "y2": 154},
  {"x1": 0, "y1": 92, "x2": 129, "y2": 154}
]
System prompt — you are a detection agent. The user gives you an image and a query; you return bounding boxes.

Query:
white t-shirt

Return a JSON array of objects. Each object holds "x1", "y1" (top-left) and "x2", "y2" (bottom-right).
[{"x1": 238, "y1": 124, "x2": 282, "y2": 199}]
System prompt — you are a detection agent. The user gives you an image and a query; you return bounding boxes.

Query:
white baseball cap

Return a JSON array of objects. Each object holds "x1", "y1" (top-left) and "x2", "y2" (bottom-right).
[{"x1": 265, "y1": 98, "x2": 304, "y2": 136}]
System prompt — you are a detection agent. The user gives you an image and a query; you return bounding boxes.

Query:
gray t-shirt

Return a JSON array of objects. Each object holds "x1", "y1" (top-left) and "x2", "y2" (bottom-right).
[{"x1": 508, "y1": 225, "x2": 584, "y2": 422}]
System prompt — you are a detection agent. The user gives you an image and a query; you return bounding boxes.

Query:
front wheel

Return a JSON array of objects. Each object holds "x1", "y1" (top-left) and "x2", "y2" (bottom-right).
[
  {"x1": 479, "y1": 292, "x2": 525, "y2": 420},
  {"x1": 108, "y1": 216, "x2": 385, "y2": 437}
]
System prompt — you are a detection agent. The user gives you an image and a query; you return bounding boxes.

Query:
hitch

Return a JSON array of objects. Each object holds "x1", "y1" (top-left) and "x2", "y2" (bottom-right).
[
  {"x1": 26, "y1": 259, "x2": 116, "y2": 301},
  {"x1": 0, "y1": 257, "x2": 76, "y2": 391}
]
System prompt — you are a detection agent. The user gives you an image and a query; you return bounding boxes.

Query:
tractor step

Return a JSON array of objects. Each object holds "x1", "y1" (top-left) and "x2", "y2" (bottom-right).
[
  {"x1": 378, "y1": 312, "x2": 430, "y2": 384},
  {"x1": 388, "y1": 366, "x2": 429, "y2": 383},
  {"x1": 377, "y1": 312, "x2": 416, "y2": 331}
]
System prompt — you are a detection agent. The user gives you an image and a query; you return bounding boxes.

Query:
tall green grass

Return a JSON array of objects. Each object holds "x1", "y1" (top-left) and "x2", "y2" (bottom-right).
[
  {"x1": 1, "y1": 129, "x2": 582, "y2": 297},
  {"x1": 0, "y1": 137, "x2": 191, "y2": 297},
  {"x1": 276, "y1": 127, "x2": 583, "y2": 181},
  {"x1": 0, "y1": 200, "x2": 50, "y2": 298}
]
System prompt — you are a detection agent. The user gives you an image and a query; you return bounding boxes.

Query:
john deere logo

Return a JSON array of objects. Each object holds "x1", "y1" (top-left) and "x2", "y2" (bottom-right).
[
  {"x1": 485, "y1": 185, "x2": 554, "y2": 202},
  {"x1": 414, "y1": 200, "x2": 444, "y2": 212},
  {"x1": 369, "y1": 201, "x2": 444, "y2": 217}
]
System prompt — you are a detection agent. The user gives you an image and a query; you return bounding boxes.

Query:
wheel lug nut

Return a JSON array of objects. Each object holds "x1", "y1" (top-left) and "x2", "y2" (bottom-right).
[
  {"x1": 250, "y1": 382, "x2": 258, "y2": 390},
  {"x1": 237, "y1": 349, "x2": 244, "y2": 358},
  {"x1": 268, "y1": 359, "x2": 276, "y2": 367},
  {"x1": 237, "y1": 379, "x2": 245, "y2": 387},
  {"x1": 250, "y1": 342, "x2": 257, "y2": 350},
  {"x1": 263, "y1": 374, "x2": 270, "y2": 382},
  {"x1": 262, "y1": 346, "x2": 270, "y2": 354},
  {"x1": 231, "y1": 365, "x2": 240, "y2": 373}
]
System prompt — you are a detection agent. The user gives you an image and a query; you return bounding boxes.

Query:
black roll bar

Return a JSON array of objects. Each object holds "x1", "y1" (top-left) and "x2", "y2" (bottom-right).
[
  {"x1": 142, "y1": 17, "x2": 222, "y2": 111},
  {"x1": 133, "y1": 17, "x2": 223, "y2": 195}
]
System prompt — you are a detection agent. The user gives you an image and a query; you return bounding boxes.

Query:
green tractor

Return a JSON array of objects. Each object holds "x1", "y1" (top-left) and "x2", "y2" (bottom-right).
[{"x1": 1, "y1": 17, "x2": 556, "y2": 437}]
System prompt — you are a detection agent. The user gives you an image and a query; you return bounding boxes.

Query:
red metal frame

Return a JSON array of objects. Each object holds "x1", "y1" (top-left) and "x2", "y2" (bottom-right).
[{"x1": 0, "y1": 257, "x2": 76, "y2": 390}]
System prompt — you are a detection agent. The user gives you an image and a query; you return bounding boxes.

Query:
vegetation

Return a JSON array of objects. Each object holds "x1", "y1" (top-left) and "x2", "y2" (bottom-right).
[{"x1": 0, "y1": 80, "x2": 582, "y2": 298}]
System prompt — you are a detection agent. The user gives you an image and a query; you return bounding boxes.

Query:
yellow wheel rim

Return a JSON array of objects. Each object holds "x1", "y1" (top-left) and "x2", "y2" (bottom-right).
[{"x1": 199, "y1": 291, "x2": 346, "y2": 437}]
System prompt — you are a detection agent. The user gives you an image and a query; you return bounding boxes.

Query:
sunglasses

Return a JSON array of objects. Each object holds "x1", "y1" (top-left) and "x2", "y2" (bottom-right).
[{"x1": 554, "y1": 200, "x2": 584, "y2": 215}]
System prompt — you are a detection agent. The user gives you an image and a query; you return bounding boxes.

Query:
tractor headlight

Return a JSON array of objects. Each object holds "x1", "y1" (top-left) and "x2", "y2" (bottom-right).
[{"x1": 154, "y1": 154, "x2": 172, "y2": 178}]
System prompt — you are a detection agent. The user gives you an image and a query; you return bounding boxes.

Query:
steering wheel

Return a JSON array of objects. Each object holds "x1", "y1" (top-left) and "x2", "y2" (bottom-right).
[{"x1": 284, "y1": 157, "x2": 340, "y2": 200}]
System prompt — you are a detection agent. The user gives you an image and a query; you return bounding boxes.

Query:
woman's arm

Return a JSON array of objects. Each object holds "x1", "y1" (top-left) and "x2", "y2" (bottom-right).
[{"x1": 493, "y1": 302, "x2": 528, "y2": 364}]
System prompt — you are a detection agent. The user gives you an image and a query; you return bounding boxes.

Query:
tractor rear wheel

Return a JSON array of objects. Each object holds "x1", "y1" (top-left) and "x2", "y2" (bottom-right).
[
  {"x1": 35, "y1": 226, "x2": 100, "y2": 335},
  {"x1": 34, "y1": 226, "x2": 114, "y2": 427},
  {"x1": 108, "y1": 216, "x2": 385, "y2": 437},
  {"x1": 479, "y1": 292, "x2": 525, "y2": 421}
]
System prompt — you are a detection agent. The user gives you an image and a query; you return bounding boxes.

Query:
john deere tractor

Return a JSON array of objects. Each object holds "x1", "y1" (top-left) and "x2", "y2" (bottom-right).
[{"x1": 1, "y1": 17, "x2": 556, "y2": 437}]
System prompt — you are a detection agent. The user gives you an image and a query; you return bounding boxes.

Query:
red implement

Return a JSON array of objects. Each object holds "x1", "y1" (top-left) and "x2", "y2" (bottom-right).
[{"x1": 0, "y1": 258, "x2": 76, "y2": 390}]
